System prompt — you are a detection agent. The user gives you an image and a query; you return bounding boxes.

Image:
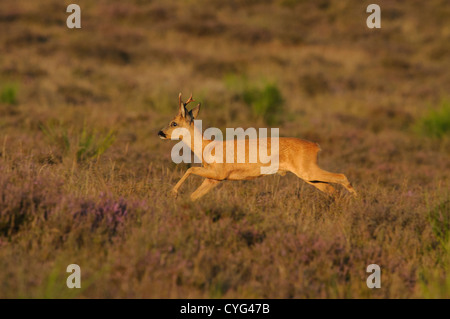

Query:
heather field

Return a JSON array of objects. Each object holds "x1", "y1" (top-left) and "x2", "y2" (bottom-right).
[{"x1": 0, "y1": 0, "x2": 449, "y2": 298}]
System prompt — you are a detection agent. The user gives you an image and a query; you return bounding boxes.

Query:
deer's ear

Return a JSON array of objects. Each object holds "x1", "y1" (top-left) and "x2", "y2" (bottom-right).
[
  {"x1": 190, "y1": 103, "x2": 201, "y2": 119},
  {"x1": 178, "y1": 92, "x2": 186, "y2": 118},
  {"x1": 180, "y1": 104, "x2": 186, "y2": 118}
]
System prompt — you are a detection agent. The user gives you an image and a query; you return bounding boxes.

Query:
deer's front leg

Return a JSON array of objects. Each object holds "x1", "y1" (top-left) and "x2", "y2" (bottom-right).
[
  {"x1": 172, "y1": 166, "x2": 220, "y2": 197},
  {"x1": 190, "y1": 178, "x2": 221, "y2": 201},
  {"x1": 172, "y1": 168, "x2": 193, "y2": 197}
]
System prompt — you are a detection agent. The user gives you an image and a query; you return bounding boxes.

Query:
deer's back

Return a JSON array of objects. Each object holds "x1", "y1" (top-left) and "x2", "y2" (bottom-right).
[{"x1": 203, "y1": 137, "x2": 320, "y2": 180}]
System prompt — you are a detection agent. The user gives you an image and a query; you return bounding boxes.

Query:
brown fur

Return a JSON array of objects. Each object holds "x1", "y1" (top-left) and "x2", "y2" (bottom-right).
[{"x1": 159, "y1": 93, "x2": 357, "y2": 201}]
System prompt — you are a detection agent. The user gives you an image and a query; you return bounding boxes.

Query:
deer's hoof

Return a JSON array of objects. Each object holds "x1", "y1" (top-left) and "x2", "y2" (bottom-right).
[{"x1": 171, "y1": 190, "x2": 178, "y2": 199}]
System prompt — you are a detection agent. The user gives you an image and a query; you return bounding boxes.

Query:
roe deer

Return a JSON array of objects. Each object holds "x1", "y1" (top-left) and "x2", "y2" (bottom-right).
[{"x1": 158, "y1": 93, "x2": 357, "y2": 201}]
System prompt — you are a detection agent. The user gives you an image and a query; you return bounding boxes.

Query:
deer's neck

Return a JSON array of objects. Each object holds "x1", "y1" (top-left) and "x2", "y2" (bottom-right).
[{"x1": 183, "y1": 125, "x2": 210, "y2": 162}]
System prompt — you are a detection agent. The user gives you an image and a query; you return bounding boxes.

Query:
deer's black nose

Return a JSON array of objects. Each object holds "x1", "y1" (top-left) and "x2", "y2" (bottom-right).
[{"x1": 158, "y1": 131, "x2": 167, "y2": 138}]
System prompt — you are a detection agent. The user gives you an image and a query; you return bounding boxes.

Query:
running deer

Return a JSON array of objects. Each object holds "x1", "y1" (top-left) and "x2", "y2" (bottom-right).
[{"x1": 158, "y1": 93, "x2": 357, "y2": 201}]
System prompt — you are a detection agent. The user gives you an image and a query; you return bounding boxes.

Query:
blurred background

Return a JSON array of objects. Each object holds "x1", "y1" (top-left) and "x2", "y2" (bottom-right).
[{"x1": 0, "y1": 0, "x2": 449, "y2": 298}]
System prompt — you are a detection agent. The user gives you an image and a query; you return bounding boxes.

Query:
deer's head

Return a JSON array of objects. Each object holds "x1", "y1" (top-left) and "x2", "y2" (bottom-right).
[{"x1": 158, "y1": 93, "x2": 201, "y2": 140}]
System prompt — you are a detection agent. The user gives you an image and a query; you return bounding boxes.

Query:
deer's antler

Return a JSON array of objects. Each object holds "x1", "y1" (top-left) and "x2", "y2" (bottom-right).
[
  {"x1": 179, "y1": 93, "x2": 195, "y2": 107},
  {"x1": 184, "y1": 93, "x2": 195, "y2": 107}
]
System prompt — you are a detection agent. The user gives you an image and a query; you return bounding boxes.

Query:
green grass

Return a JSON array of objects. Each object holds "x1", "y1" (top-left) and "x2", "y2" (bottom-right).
[
  {"x1": 243, "y1": 82, "x2": 284, "y2": 125},
  {"x1": 76, "y1": 126, "x2": 116, "y2": 162},
  {"x1": 0, "y1": 83, "x2": 18, "y2": 105},
  {"x1": 225, "y1": 75, "x2": 284, "y2": 124},
  {"x1": 417, "y1": 100, "x2": 450, "y2": 138},
  {"x1": 428, "y1": 200, "x2": 450, "y2": 249},
  {"x1": 40, "y1": 122, "x2": 116, "y2": 163}
]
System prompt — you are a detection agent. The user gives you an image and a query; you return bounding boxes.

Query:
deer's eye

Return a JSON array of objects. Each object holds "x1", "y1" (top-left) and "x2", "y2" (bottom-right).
[{"x1": 171, "y1": 122, "x2": 177, "y2": 127}]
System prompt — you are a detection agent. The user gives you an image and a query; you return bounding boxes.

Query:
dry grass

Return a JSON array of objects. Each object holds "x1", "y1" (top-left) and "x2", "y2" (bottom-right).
[{"x1": 0, "y1": 0, "x2": 449, "y2": 298}]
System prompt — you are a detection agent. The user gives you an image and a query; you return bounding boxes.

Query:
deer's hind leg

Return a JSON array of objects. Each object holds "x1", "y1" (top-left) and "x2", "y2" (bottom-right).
[
  {"x1": 305, "y1": 181, "x2": 336, "y2": 195},
  {"x1": 291, "y1": 150, "x2": 357, "y2": 196},
  {"x1": 306, "y1": 166, "x2": 357, "y2": 195},
  {"x1": 190, "y1": 178, "x2": 221, "y2": 201}
]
